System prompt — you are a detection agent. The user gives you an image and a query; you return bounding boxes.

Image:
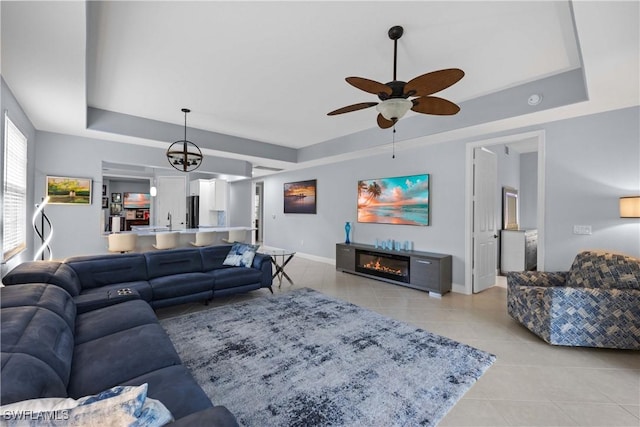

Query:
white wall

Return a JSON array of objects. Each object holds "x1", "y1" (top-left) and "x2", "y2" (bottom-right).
[
  {"x1": 241, "y1": 106, "x2": 639, "y2": 287},
  {"x1": 543, "y1": 107, "x2": 640, "y2": 269},
  {"x1": 228, "y1": 180, "x2": 252, "y2": 228},
  {"x1": 258, "y1": 140, "x2": 468, "y2": 284},
  {"x1": 520, "y1": 152, "x2": 538, "y2": 229}
]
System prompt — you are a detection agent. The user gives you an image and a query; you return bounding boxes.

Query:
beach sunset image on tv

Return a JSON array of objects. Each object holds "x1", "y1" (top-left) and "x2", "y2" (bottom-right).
[
  {"x1": 357, "y1": 174, "x2": 429, "y2": 225},
  {"x1": 284, "y1": 179, "x2": 317, "y2": 214}
]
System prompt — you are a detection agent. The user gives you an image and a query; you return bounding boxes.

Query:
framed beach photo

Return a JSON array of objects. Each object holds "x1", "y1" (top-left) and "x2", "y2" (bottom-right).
[
  {"x1": 357, "y1": 173, "x2": 430, "y2": 226},
  {"x1": 284, "y1": 179, "x2": 317, "y2": 214},
  {"x1": 46, "y1": 176, "x2": 92, "y2": 205}
]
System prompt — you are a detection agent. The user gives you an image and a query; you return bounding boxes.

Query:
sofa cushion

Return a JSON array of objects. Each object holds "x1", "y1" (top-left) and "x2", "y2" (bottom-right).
[
  {"x1": 0, "y1": 283, "x2": 76, "y2": 330},
  {"x1": 200, "y1": 245, "x2": 234, "y2": 271},
  {"x1": 74, "y1": 300, "x2": 159, "y2": 345},
  {"x1": 80, "y1": 280, "x2": 153, "y2": 302},
  {"x1": 68, "y1": 324, "x2": 182, "y2": 398},
  {"x1": 2, "y1": 261, "x2": 81, "y2": 296},
  {"x1": 145, "y1": 249, "x2": 203, "y2": 279},
  {"x1": 567, "y1": 250, "x2": 640, "y2": 290},
  {"x1": 223, "y1": 243, "x2": 259, "y2": 268},
  {"x1": 149, "y1": 273, "x2": 214, "y2": 300},
  {"x1": 121, "y1": 365, "x2": 212, "y2": 420},
  {"x1": 1, "y1": 307, "x2": 75, "y2": 403},
  {"x1": 1, "y1": 306, "x2": 75, "y2": 385},
  {"x1": 211, "y1": 267, "x2": 263, "y2": 290},
  {"x1": 1, "y1": 352, "x2": 69, "y2": 404},
  {"x1": 65, "y1": 253, "x2": 149, "y2": 290}
]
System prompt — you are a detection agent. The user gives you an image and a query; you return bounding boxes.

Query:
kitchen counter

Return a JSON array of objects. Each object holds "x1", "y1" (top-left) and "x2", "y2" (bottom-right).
[
  {"x1": 128, "y1": 226, "x2": 252, "y2": 235},
  {"x1": 104, "y1": 226, "x2": 254, "y2": 252}
]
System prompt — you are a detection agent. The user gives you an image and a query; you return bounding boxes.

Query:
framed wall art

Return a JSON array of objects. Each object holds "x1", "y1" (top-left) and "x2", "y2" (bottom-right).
[
  {"x1": 357, "y1": 173, "x2": 430, "y2": 226},
  {"x1": 46, "y1": 176, "x2": 92, "y2": 205},
  {"x1": 284, "y1": 179, "x2": 317, "y2": 214}
]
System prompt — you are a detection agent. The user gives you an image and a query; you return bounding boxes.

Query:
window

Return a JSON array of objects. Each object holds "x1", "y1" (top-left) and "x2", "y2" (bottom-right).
[{"x1": 3, "y1": 113, "x2": 28, "y2": 260}]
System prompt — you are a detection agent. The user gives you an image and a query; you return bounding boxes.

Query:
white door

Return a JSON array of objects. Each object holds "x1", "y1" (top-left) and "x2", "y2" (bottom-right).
[
  {"x1": 157, "y1": 176, "x2": 187, "y2": 230},
  {"x1": 473, "y1": 147, "x2": 498, "y2": 293}
]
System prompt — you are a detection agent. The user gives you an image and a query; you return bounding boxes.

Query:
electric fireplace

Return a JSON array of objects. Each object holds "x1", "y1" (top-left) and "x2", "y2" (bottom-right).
[{"x1": 355, "y1": 249, "x2": 410, "y2": 283}]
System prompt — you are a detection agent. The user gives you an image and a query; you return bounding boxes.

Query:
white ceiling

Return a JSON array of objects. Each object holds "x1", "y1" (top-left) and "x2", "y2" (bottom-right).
[{"x1": 1, "y1": 1, "x2": 638, "y2": 175}]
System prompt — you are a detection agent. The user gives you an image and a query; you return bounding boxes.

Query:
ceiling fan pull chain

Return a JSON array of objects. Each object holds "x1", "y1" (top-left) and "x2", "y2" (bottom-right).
[{"x1": 392, "y1": 126, "x2": 396, "y2": 159}]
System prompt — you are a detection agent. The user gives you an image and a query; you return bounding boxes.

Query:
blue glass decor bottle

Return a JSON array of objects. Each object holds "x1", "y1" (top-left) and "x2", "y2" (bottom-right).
[{"x1": 344, "y1": 222, "x2": 351, "y2": 244}]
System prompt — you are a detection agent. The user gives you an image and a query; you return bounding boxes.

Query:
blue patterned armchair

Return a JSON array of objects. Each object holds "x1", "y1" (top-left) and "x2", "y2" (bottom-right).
[{"x1": 507, "y1": 250, "x2": 640, "y2": 350}]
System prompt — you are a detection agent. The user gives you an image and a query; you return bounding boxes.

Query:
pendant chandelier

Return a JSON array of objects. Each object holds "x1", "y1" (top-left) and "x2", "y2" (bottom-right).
[{"x1": 166, "y1": 108, "x2": 203, "y2": 172}]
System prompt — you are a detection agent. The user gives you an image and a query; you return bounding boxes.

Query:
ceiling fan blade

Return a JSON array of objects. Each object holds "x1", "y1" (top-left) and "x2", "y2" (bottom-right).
[
  {"x1": 404, "y1": 68, "x2": 465, "y2": 97},
  {"x1": 377, "y1": 114, "x2": 395, "y2": 129},
  {"x1": 328, "y1": 102, "x2": 378, "y2": 116},
  {"x1": 411, "y1": 96, "x2": 460, "y2": 115},
  {"x1": 346, "y1": 77, "x2": 393, "y2": 96}
]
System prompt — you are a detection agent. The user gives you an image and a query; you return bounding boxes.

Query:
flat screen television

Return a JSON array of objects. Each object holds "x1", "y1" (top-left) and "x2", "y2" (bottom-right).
[
  {"x1": 357, "y1": 173, "x2": 430, "y2": 226},
  {"x1": 123, "y1": 192, "x2": 151, "y2": 209}
]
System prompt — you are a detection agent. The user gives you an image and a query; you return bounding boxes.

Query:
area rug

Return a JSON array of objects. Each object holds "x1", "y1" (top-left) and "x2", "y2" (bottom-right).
[{"x1": 160, "y1": 288, "x2": 495, "y2": 426}]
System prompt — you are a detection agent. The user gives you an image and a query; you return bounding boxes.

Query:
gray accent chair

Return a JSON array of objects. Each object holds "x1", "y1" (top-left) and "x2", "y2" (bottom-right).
[{"x1": 507, "y1": 250, "x2": 640, "y2": 350}]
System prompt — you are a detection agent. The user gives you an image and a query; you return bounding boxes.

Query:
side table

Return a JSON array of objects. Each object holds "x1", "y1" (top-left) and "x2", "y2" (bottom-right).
[{"x1": 259, "y1": 249, "x2": 296, "y2": 287}]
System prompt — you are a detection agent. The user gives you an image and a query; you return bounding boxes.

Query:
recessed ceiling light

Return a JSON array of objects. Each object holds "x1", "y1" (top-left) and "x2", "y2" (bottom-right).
[{"x1": 527, "y1": 94, "x2": 543, "y2": 106}]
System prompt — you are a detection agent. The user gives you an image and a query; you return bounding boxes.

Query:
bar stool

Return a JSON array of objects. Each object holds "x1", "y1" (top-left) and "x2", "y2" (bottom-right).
[
  {"x1": 153, "y1": 232, "x2": 179, "y2": 250},
  {"x1": 108, "y1": 233, "x2": 137, "y2": 253},
  {"x1": 190, "y1": 231, "x2": 216, "y2": 247},
  {"x1": 222, "y1": 229, "x2": 247, "y2": 244}
]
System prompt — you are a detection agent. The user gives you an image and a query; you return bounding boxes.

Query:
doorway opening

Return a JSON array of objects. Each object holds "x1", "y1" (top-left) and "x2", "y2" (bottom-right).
[
  {"x1": 254, "y1": 182, "x2": 264, "y2": 245},
  {"x1": 464, "y1": 130, "x2": 546, "y2": 294}
]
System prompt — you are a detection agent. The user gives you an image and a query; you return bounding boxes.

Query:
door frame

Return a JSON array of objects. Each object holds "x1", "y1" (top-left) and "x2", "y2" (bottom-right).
[{"x1": 464, "y1": 130, "x2": 546, "y2": 295}]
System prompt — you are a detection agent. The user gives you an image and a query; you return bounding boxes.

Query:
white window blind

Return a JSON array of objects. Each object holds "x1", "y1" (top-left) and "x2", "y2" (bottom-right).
[{"x1": 3, "y1": 113, "x2": 28, "y2": 260}]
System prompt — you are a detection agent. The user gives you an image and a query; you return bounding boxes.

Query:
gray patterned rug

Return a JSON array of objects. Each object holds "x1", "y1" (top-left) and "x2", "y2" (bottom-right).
[{"x1": 161, "y1": 288, "x2": 495, "y2": 426}]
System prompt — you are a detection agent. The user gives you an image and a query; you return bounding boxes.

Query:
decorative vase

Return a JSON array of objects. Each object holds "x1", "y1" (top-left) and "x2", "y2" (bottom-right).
[{"x1": 344, "y1": 222, "x2": 351, "y2": 244}]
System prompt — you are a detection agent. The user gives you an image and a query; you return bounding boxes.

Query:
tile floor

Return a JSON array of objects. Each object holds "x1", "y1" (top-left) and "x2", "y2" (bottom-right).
[{"x1": 156, "y1": 256, "x2": 640, "y2": 427}]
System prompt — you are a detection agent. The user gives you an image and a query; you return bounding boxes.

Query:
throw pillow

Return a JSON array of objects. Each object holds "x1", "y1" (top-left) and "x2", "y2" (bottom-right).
[
  {"x1": 0, "y1": 384, "x2": 173, "y2": 427},
  {"x1": 223, "y1": 243, "x2": 259, "y2": 268}
]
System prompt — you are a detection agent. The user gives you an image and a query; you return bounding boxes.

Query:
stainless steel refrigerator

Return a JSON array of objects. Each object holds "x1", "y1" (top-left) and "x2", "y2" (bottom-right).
[{"x1": 186, "y1": 195, "x2": 199, "y2": 228}]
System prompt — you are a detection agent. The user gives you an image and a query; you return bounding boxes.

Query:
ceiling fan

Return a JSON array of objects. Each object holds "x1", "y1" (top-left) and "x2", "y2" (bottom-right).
[{"x1": 328, "y1": 25, "x2": 464, "y2": 129}]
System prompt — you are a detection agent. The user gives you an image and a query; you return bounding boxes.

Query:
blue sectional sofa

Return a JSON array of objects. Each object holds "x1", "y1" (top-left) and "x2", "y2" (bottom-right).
[
  {"x1": 2, "y1": 244, "x2": 273, "y2": 310},
  {"x1": 0, "y1": 283, "x2": 238, "y2": 425},
  {"x1": 1, "y1": 244, "x2": 273, "y2": 425}
]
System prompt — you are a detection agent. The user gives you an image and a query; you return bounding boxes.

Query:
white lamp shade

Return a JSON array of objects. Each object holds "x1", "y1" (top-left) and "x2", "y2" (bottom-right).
[
  {"x1": 376, "y1": 98, "x2": 413, "y2": 121},
  {"x1": 150, "y1": 186, "x2": 157, "y2": 197},
  {"x1": 620, "y1": 196, "x2": 640, "y2": 218}
]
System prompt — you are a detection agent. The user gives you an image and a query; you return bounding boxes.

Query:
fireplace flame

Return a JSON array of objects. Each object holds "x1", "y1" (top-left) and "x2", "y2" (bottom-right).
[{"x1": 363, "y1": 258, "x2": 403, "y2": 276}]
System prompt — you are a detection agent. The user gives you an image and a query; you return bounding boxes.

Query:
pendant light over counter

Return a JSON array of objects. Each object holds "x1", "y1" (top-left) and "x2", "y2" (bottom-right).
[{"x1": 166, "y1": 108, "x2": 203, "y2": 172}]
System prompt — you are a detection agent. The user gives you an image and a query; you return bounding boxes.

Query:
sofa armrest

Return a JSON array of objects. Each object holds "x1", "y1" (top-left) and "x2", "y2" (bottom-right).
[
  {"x1": 2, "y1": 261, "x2": 82, "y2": 296},
  {"x1": 507, "y1": 271, "x2": 567, "y2": 288},
  {"x1": 167, "y1": 406, "x2": 239, "y2": 427},
  {"x1": 252, "y1": 253, "x2": 273, "y2": 288},
  {"x1": 73, "y1": 289, "x2": 141, "y2": 314}
]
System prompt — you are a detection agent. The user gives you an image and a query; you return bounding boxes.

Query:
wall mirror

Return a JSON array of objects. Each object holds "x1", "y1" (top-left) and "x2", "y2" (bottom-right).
[{"x1": 503, "y1": 187, "x2": 519, "y2": 230}]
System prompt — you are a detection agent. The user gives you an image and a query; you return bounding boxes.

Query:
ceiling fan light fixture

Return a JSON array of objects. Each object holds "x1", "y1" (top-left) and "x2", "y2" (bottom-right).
[{"x1": 376, "y1": 98, "x2": 413, "y2": 121}]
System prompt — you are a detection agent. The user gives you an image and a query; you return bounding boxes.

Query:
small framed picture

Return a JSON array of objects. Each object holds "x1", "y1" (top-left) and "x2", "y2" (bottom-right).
[
  {"x1": 111, "y1": 193, "x2": 121, "y2": 203},
  {"x1": 102, "y1": 197, "x2": 108, "y2": 208},
  {"x1": 102, "y1": 185, "x2": 107, "y2": 196},
  {"x1": 110, "y1": 203, "x2": 122, "y2": 215},
  {"x1": 46, "y1": 176, "x2": 92, "y2": 205}
]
